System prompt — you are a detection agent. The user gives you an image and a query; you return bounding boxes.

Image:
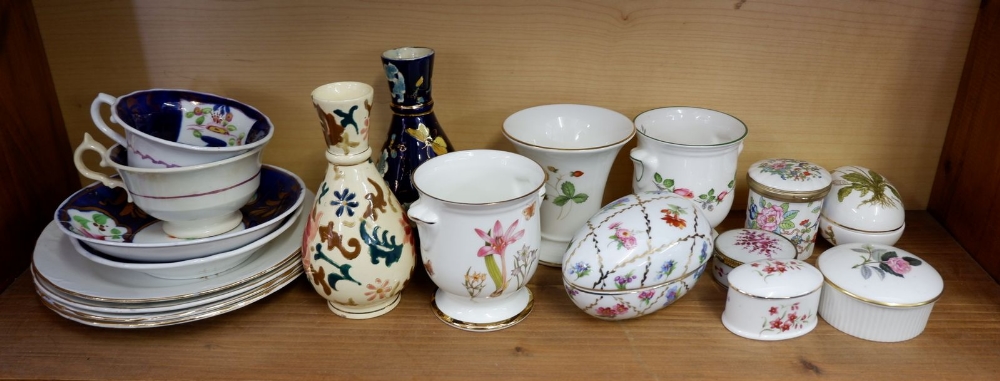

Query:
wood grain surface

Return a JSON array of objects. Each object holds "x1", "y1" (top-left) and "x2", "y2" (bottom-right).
[
  {"x1": 1, "y1": 212, "x2": 998, "y2": 380},
  {"x1": 930, "y1": 0, "x2": 1000, "y2": 281},
  {"x1": 0, "y1": 0, "x2": 80, "y2": 292},
  {"x1": 32, "y1": 0, "x2": 979, "y2": 211}
]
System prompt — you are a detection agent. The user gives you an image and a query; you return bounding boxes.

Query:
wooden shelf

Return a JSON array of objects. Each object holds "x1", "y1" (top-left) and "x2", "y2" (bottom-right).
[{"x1": 2, "y1": 211, "x2": 998, "y2": 380}]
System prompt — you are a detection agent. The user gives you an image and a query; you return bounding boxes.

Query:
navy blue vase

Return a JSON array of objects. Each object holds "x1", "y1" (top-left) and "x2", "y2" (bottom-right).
[{"x1": 377, "y1": 47, "x2": 454, "y2": 207}]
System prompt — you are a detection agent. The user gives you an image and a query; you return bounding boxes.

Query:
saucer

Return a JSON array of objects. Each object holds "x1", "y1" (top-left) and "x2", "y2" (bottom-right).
[
  {"x1": 54, "y1": 164, "x2": 304, "y2": 262},
  {"x1": 33, "y1": 249, "x2": 298, "y2": 314},
  {"x1": 35, "y1": 265, "x2": 302, "y2": 328},
  {"x1": 68, "y1": 202, "x2": 304, "y2": 280},
  {"x1": 34, "y1": 191, "x2": 310, "y2": 304}
]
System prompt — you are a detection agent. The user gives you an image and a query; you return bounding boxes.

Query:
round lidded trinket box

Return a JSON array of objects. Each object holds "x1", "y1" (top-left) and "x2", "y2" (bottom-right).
[
  {"x1": 819, "y1": 166, "x2": 905, "y2": 246},
  {"x1": 562, "y1": 191, "x2": 713, "y2": 320},
  {"x1": 745, "y1": 158, "x2": 831, "y2": 260},
  {"x1": 712, "y1": 228, "x2": 797, "y2": 288},
  {"x1": 817, "y1": 243, "x2": 943, "y2": 342},
  {"x1": 722, "y1": 258, "x2": 823, "y2": 340}
]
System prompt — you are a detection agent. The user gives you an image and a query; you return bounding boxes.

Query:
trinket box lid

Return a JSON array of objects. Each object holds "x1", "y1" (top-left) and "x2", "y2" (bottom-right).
[
  {"x1": 818, "y1": 243, "x2": 943, "y2": 306},
  {"x1": 747, "y1": 158, "x2": 831, "y2": 202},
  {"x1": 714, "y1": 229, "x2": 798, "y2": 268},
  {"x1": 562, "y1": 191, "x2": 713, "y2": 291},
  {"x1": 821, "y1": 166, "x2": 905, "y2": 232},
  {"x1": 728, "y1": 258, "x2": 822, "y2": 299}
]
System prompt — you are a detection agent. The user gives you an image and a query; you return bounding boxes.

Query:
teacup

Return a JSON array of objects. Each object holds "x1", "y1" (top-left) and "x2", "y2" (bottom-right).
[
  {"x1": 630, "y1": 107, "x2": 747, "y2": 228},
  {"x1": 408, "y1": 150, "x2": 545, "y2": 331},
  {"x1": 74, "y1": 133, "x2": 263, "y2": 239},
  {"x1": 502, "y1": 104, "x2": 634, "y2": 267},
  {"x1": 90, "y1": 89, "x2": 274, "y2": 168}
]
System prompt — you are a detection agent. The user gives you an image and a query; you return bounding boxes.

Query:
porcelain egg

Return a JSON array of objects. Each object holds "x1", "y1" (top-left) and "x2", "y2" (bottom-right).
[
  {"x1": 819, "y1": 166, "x2": 905, "y2": 246},
  {"x1": 562, "y1": 191, "x2": 713, "y2": 320}
]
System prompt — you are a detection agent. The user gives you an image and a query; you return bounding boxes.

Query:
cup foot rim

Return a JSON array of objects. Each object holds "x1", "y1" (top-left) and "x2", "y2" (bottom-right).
[
  {"x1": 431, "y1": 289, "x2": 533, "y2": 332},
  {"x1": 327, "y1": 292, "x2": 401, "y2": 319}
]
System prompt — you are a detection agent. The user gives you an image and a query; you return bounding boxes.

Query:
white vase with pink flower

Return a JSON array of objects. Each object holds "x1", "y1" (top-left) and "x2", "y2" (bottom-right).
[{"x1": 630, "y1": 107, "x2": 747, "y2": 228}]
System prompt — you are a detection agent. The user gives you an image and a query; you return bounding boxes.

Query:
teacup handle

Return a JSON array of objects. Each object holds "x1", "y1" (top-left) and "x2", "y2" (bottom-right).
[
  {"x1": 407, "y1": 200, "x2": 438, "y2": 225},
  {"x1": 629, "y1": 148, "x2": 657, "y2": 183},
  {"x1": 90, "y1": 93, "x2": 127, "y2": 146},
  {"x1": 74, "y1": 133, "x2": 129, "y2": 201}
]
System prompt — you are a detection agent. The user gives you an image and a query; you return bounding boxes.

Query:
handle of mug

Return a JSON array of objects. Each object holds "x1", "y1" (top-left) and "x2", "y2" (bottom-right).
[
  {"x1": 629, "y1": 148, "x2": 656, "y2": 183},
  {"x1": 406, "y1": 199, "x2": 438, "y2": 225},
  {"x1": 737, "y1": 141, "x2": 744, "y2": 155},
  {"x1": 90, "y1": 93, "x2": 127, "y2": 146},
  {"x1": 74, "y1": 133, "x2": 130, "y2": 201}
]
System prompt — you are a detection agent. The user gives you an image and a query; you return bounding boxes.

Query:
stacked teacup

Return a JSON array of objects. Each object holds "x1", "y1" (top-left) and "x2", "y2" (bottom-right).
[{"x1": 32, "y1": 89, "x2": 308, "y2": 328}]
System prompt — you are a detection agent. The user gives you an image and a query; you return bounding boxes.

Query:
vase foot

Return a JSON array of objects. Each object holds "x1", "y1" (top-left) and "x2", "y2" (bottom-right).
[
  {"x1": 537, "y1": 237, "x2": 567, "y2": 267},
  {"x1": 328, "y1": 293, "x2": 401, "y2": 319},
  {"x1": 431, "y1": 288, "x2": 533, "y2": 332}
]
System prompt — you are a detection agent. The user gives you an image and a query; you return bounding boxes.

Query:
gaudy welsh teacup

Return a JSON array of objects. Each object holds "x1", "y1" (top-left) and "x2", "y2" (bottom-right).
[
  {"x1": 90, "y1": 89, "x2": 274, "y2": 168},
  {"x1": 74, "y1": 133, "x2": 263, "y2": 239}
]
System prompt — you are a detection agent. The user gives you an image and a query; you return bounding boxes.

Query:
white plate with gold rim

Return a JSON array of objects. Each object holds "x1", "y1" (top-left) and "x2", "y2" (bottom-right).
[
  {"x1": 36, "y1": 266, "x2": 302, "y2": 328},
  {"x1": 33, "y1": 252, "x2": 299, "y2": 315},
  {"x1": 32, "y1": 192, "x2": 310, "y2": 304}
]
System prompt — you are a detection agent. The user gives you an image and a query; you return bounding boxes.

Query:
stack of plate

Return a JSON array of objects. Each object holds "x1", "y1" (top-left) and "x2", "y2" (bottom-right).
[{"x1": 32, "y1": 165, "x2": 311, "y2": 328}]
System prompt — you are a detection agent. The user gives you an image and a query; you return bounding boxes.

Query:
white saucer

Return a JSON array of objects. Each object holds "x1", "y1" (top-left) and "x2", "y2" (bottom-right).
[
  {"x1": 36, "y1": 266, "x2": 302, "y2": 328},
  {"x1": 33, "y1": 252, "x2": 299, "y2": 315},
  {"x1": 32, "y1": 191, "x2": 311, "y2": 304}
]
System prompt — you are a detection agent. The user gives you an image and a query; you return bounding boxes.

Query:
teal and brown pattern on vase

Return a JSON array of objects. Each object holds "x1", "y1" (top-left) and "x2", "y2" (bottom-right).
[
  {"x1": 851, "y1": 244, "x2": 922, "y2": 280},
  {"x1": 832, "y1": 168, "x2": 902, "y2": 209},
  {"x1": 651, "y1": 172, "x2": 734, "y2": 213},
  {"x1": 544, "y1": 166, "x2": 589, "y2": 220},
  {"x1": 757, "y1": 159, "x2": 825, "y2": 181},
  {"x1": 302, "y1": 172, "x2": 413, "y2": 307},
  {"x1": 314, "y1": 104, "x2": 362, "y2": 155}
]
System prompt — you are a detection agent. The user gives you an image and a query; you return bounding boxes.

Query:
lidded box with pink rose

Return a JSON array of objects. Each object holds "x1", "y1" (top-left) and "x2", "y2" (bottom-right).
[
  {"x1": 745, "y1": 158, "x2": 832, "y2": 260},
  {"x1": 817, "y1": 243, "x2": 943, "y2": 342}
]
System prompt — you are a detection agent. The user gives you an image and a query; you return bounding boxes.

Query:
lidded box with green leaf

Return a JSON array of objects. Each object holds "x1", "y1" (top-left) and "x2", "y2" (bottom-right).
[{"x1": 818, "y1": 166, "x2": 905, "y2": 246}]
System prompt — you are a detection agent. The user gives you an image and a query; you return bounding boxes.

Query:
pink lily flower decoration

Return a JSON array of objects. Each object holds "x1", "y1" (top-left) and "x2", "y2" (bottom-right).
[{"x1": 475, "y1": 220, "x2": 524, "y2": 258}]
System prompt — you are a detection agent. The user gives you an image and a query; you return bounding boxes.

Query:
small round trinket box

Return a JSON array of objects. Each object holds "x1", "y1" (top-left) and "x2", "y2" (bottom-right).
[
  {"x1": 817, "y1": 243, "x2": 943, "y2": 342},
  {"x1": 819, "y1": 166, "x2": 905, "y2": 246},
  {"x1": 562, "y1": 191, "x2": 714, "y2": 320},
  {"x1": 745, "y1": 158, "x2": 831, "y2": 260},
  {"x1": 712, "y1": 228, "x2": 797, "y2": 288},
  {"x1": 721, "y1": 258, "x2": 823, "y2": 341}
]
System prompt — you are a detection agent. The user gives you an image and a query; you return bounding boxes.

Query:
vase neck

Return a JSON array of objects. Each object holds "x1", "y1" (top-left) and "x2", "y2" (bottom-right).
[
  {"x1": 326, "y1": 146, "x2": 372, "y2": 166},
  {"x1": 382, "y1": 47, "x2": 435, "y2": 115}
]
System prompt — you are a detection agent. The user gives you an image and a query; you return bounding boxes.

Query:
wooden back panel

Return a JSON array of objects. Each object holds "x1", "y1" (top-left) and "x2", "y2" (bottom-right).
[
  {"x1": 0, "y1": 0, "x2": 80, "y2": 292},
  {"x1": 930, "y1": 0, "x2": 1000, "y2": 281},
  {"x1": 32, "y1": 0, "x2": 979, "y2": 212}
]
